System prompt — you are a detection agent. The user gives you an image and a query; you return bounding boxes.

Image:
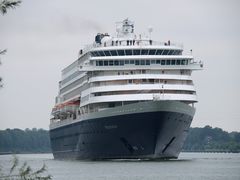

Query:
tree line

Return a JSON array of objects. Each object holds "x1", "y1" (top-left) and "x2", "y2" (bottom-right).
[
  {"x1": 0, "y1": 126, "x2": 240, "y2": 154},
  {"x1": 183, "y1": 125, "x2": 240, "y2": 152},
  {"x1": 0, "y1": 128, "x2": 51, "y2": 154}
]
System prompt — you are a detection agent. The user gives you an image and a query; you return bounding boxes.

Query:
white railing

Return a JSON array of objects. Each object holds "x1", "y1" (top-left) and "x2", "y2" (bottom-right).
[{"x1": 83, "y1": 39, "x2": 183, "y2": 53}]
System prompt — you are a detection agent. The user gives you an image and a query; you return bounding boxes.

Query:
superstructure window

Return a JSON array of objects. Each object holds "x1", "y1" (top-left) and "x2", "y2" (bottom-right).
[
  {"x1": 176, "y1": 50, "x2": 182, "y2": 55},
  {"x1": 96, "y1": 51, "x2": 101, "y2": 56},
  {"x1": 141, "y1": 49, "x2": 148, "y2": 55},
  {"x1": 125, "y1": 60, "x2": 130, "y2": 64},
  {"x1": 96, "y1": 59, "x2": 189, "y2": 66},
  {"x1": 146, "y1": 60, "x2": 150, "y2": 65},
  {"x1": 176, "y1": 60, "x2": 181, "y2": 65},
  {"x1": 182, "y1": 59, "x2": 188, "y2": 65},
  {"x1": 125, "y1": 49, "x2": 133, "y2": 55},
  {"x1": 95, "y1": 51, "x2": 100, "y2": 56},
  {"x1": 135, "y1": 60, "x2": 140, "y2": 65},
  {"x1": 156, "y1": 50, "x2": 163, "y2": 55},
  {"x1": 92, "y1": 49, "x2": 182, "y2": 57},
  {"x1": 149, "y1": 49, "x2": 156, "y2": 55},
  {"x1": 99, "y1": 61, "x2": 103, "y2": 66},
  {"x1": 104, "y1": 61, "x2": 108, "y2": 66},
  {"x1": 110, "y1": 50, "x2": 117, "y2": 56},
  {"x1": 91, "y1": 52, "x2": 97, "y2": 57},
  {"x1": 109, "y1": 60, "x2": 114, "y2": 66},
  {"x1": 104, "y1": 51, "x2": 111, "y2": 56},
  {"x1": 118, "y1": 50, "x2": 125, "y2": 56},
  {"x1": 181, "y1": 60, "x2": 185, "y2": 65},
  {"x1": 140, "y1": 60, "x2": 145, "y2": 65},
  {"x1": 151, "y1": 60, "x2": 156, "y2": 64},
  {"x1": 98, "y1": 51, "x2": 105, "y2": 56},
  {"x1": 167, "y1": 50, "x2": 174, "y2": 55},
  {"x1": 133, "y1": 49, "x2": 141, "y2": 55},
  {"x1": 162, "y1": 50, "x2": 168, "y2": 55}
]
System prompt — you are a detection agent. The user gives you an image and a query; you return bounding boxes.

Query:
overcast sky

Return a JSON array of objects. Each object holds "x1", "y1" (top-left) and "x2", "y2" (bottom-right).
[{"x1": 0, "y1": 0, "x2": 239, "y2": 132}]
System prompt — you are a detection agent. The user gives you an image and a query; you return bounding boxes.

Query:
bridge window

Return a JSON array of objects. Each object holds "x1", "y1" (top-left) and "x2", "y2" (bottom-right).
[
  {"x1": 92, "y1": 49, "x2": 181, "y2": 57},
  {"x1": 156, "y1": 50, "x2": 163, "y2": 55},
  {"x1": 133, "y1": 49, "x2": 141, "y2": 55},
  {"x1": 146, "y1": 60, "x2": 150, "y2": 65},
  {"x1": 141, "y1": 49, "x2": 148, "y2": 55},
  {"x1": 149, "y1": 49, "x2": 156, "y2": 55},
  {"x1": 91, "y1": 52, "x2": 97, "y2": 57},
  {"x1": 162, "y1": 50, "x2": 169, "y2": 55},
  {"x1": 118, "y1": 50, "x2": 125, "y2": 56},
  {"x1": 168, "y1": 50, "x2": 175, "y2": 55},
  {"x1": 91, "y1": 49, "x2": 182, "y2": 57},
  {"x1": 104, "y1": 51, "x2": 111, "y2": 56},
  {"x1": 110, "y1": 50, "x2": 117, "y2": 56},
  {"x1": 125, "y1": 49, "x2": 132, "y2": 55},
  {"x1": 98, "y1": 51, "x2": 105, "y2": 56},
  {"x1": 172, "y1": 50, "x2": 177, "y2": 55}
]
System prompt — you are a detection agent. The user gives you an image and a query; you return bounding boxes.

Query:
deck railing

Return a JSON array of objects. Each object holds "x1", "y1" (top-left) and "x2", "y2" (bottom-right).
[{"x1": 83, "y1": 39, "x2": 183, "y2": 53}]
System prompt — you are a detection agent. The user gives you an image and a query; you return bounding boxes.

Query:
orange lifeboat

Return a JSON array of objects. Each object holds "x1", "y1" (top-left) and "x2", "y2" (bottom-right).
[{"x1": 52, "y1": 99, "x2": 80, "y2": 118}]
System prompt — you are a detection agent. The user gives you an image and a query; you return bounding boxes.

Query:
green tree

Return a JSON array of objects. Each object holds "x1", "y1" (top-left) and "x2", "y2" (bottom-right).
[
  {"x1": 0, "y1": 0, "x2": 21, "y2": 15},
  {"x1": 0, "y1": 0, "x2": 21, "y2": 88}
]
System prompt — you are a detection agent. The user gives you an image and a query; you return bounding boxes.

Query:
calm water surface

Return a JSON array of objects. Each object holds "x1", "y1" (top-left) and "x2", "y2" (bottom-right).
[{"x1": 0, "y1": 153, "x2": 239, "y2": 180}]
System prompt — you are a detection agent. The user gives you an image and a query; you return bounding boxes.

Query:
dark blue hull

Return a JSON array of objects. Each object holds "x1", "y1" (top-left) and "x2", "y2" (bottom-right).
[{"x1": 50, "y1": 101, "x2": 194, "y2": 160}]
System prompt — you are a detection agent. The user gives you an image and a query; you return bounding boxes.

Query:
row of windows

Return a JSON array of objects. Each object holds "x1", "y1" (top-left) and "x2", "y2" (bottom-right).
[
  {"x1": 60, "y1": 76, "x2": 88, "y2": 94},
  {"x1": 61, "y1": 71, "x2": 82, "y2": 85},
  {"x1": 95, "y1": 59, "x2": 189, "y2": 66},
  {"x1": 91, "y1": 49, "x2": 182, "y2": 57},
  {"x1": 94, "y1": 90, "x2": 195, "y2": 97},
  {"x1": 63, "y1": 84, "x2": 88, "y2": 101}
]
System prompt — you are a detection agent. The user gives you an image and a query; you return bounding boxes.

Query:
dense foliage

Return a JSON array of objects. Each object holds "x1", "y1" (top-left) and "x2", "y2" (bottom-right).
[
  {"x1": 0, "y1": 126, "x2": 239, "y2": 154},
  {"x1": 0, "y1": 128, "x2": 51, "y2": 154},
  {"x1": 183, "y1": 126, "x2": 240, "y2": 152}
]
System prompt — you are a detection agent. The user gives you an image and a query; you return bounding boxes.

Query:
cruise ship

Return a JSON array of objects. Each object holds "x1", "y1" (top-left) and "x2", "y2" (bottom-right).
[{"x1": 49, "y1": 19, "x2": 203, "y2": 160}]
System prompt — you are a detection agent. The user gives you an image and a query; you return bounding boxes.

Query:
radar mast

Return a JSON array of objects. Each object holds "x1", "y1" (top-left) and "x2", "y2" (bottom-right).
[{"x1": 116, "y1": 18, "x2": 134, "y2": 38}]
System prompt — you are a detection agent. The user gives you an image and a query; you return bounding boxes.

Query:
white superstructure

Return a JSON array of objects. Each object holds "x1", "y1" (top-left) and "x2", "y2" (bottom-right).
[{"x1": 51, "y1": 19, "x2": 203, "y2": 123}]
